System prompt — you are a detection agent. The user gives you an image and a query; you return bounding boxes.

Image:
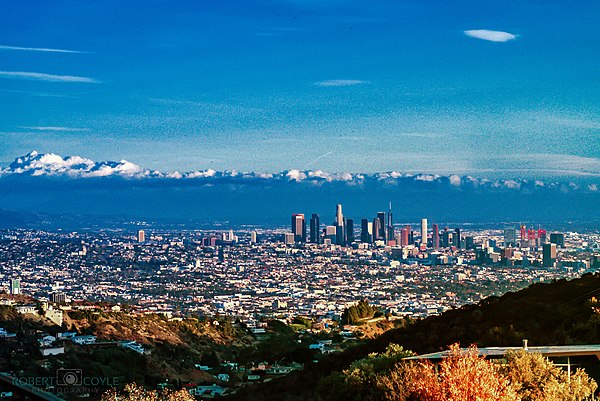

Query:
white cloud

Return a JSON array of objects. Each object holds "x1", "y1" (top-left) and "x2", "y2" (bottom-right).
[
  {"x1": 0, "y1": 71, "x2": 98, "y2": 83},
  {"x1": 20, "y1": 126, "x2": 90, "y2": 132},
  {"x1": 314, "y1": 79, "x2": 367, "y2": 87},
  {"x1": 464, "y1": 29, "x2": 517, "y2": 42},
  {"x1": 0, "y1": 45, "x2": 85, "y2": 54},
  {"x1": 449, "y1": 175, "x2": 462, "y2": 186}
]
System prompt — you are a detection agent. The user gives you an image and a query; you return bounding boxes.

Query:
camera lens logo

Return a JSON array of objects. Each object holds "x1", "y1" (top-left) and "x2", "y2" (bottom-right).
[{"x1": 56, "y1": 369, "x2": 83, "y2": 386}]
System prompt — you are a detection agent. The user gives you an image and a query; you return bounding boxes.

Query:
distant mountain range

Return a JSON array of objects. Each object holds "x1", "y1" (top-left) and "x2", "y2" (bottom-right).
[{"x1": 0, "y1": 151, "x2": 599, "y2": 228}]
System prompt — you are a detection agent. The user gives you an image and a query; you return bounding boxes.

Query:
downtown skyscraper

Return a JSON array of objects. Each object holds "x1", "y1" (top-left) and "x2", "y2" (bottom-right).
[
  {"x1": 310, "y1": 213, "x2": 320, "y2": 244},
  {"x1": 291, "y1": 214, "x2": 306, "y2": 242}
]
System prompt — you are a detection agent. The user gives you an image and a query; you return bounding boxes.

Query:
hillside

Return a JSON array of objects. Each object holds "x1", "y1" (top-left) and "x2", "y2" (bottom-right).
[
  {"x1": 0, "y1": 306, "x2": 255, "y2": 390},
  {"x1": 230, "y1": 273, "x2": 600, "y2": 400}
]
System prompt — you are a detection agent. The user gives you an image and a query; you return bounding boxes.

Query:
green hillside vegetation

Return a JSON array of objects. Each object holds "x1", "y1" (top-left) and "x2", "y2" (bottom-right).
[{"x1": 228, "y1": 273, "x2": 600, "y2": 400}]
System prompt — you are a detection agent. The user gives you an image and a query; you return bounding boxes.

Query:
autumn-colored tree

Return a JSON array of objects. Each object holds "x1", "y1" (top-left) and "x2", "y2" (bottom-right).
[
  {"x1": 501, "y1": 350, "x2": 597, "y2": 401},
  {"x1": 101, "y1": 383, "x2": 195, "y2": 401},
  {"x1": 320, "y1": 343, "x2": 598, "y2": 401},
  {"x1": 436, "y1": 344, "x2": 517, "y2": 401},
  {"x1": 378, "y1": 344, "x2": 517, "y2": 401}
]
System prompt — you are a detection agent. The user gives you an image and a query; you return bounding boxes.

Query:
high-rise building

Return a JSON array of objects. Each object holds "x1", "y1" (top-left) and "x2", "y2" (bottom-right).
[
  {"x1": 310, "y1": 213, "x2": 320, "y2": 244},
  {"x1": 291, "y1": 214, "x2": 306, "y2": 242},
  {"x1": 377, "y1": 212, "x2": 387, "y2": 241},
  {"x1": 360, "y1": 219, "x2": 372, "y2": 243},
  {"x1": 400, "y1": 225, "x2": 410, "y2": 246},
  {"x1": 284, "y1": 232, "x2": 295, "y2": 245},
  {"x1": 504, "y1": 228, "x2": 517, "y2": 247},
  {"x1": 137, "y1": 229, "x2": 145, "y2": 243},
  {"x1": 421, "y1": 218, "x2": 428, "y2": 247},
  {"x1": 550, "y1": 233, "x2": 565, "y2": 248},
  {"x1": 344, "y1": 218, "x2": 354, "y2": 244},
  {"x1": 335, "y1": 204, "x2": 344, "y2": 226},
  {"x1": 9, "y1": 279, "x2": 20, "y2": 295},
  {"x1": 543, "y1": 243, "x2": 557, "y2": 267},
  {"x1": 432, "y1": 224, "x2": 439, "y2": 249},
  {"x1": 520, "y1": 225, "x2": 527, "y2": 245},
  {"x1": 453, "y1": 228, "x2": 461, "y2": 248},
  {"x1": 250, "y1": 231, "x2": 257, "y2": 244},
  {"x1": 334, "y1": 204, "x2": 345, "y2": 245},
  {"x1": 387, "y1": 202, "x2": 394, "y2": 243},
  {"x1": 325, "y1": 225, "x2": 337, "y2": 244},
  {"x1": 538, "y1": 229, "x2": 547, "y2": 244},
  {"x1": 373, "y1": 217, "x2": 382, "y2": 241}
]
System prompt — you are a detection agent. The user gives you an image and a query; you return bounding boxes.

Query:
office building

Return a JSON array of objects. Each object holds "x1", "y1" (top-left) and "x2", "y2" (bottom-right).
[
  {"x1": 284, "y1": 233, "x2": 295, "y2": 245},
  {"x1": 250, "y1": 231, "x2": 257, "y2": 244},
  {"x1": 291, "y1": 214, "x2": 306, "y2": 242},
  {"x1": 377, "y1": 212, "x2": 387, "y2": 241},
  {"x1": 334, "y1": 204, "x2": 345, "y2": 245},
  {"x1": 550, "y1": 233, "x2": 565, "y2": 248},
  {"x1": 335, "y1": 204, "x2": 344, "y2": 226},
  {"x1": 9, "y1": 279, "x2": 20, "y2": 295},
  {"x1": 360, "y1": 219, "x2": 373, "y2": 243},
  {"x1": 504, "y1": 228, "x2": 517, "y2": 247},
  {"x1": 387, "y1": 202, "x2": 394, "y2": 243},
  {"x1": 345, "y1": 218, "x2": 354, "y2": 244},
  {"x1": 400, "y1": 225, "x2": 410, "y2": 246},
  {"x1": 373, "y1": 217, "x2": 382, "y2": 241},
  {"x1": 137, "y1": 229, "x2": 145, "y2": 243},
  {"x1": 310, "y1": 213, "x2": 320, "y2": 244},
  {"x1": 453, "y1": 228, "x2": 461, "y2": 248},
  {"x1": 432, "y1": 224, "x2": 439, "y2": 249},
  {"x1": 421, "y1": 218, "x2": 428, "y2": 247},
  {"x1": 543, "y1": 243, "x2": 557, "y2": 267},
  {"x1": 325, "y1": 225, "x2": 337, "y2": 244}
]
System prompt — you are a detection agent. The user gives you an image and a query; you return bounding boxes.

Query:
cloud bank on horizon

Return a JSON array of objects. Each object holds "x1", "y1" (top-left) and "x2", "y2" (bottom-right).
[
  {"x1": 1, "y1": 151, "x2": 597, "y2": 195},
  {"x1": 464, "y1": 29, "x2": 517, "y2": 42}
]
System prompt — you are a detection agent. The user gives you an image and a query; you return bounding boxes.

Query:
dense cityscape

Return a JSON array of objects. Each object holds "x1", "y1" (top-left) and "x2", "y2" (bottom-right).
[{"x1": 2, "y1": 204, "x2": 599, "y2": 325}]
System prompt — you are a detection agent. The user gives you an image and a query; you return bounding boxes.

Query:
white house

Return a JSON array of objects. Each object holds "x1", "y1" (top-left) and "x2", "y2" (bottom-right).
[
  {"x1": 38, "y1": 335, "x2": 56, "y2": 347},
  {"x1": 57, "y1": 331, "x2": 77, "y2": 339},
  {"x1": 40, "y1": 347, "x2": 65, "y2": 356},
  {"x1": 119, "y1": 340, "x2": 146, "y2": 354},
  {"x1": 15, "y1": 305, "x2": 37, "y2": 315},
  {"x1": 71, "y1": 335, "x2": 97, "y2": 345}
]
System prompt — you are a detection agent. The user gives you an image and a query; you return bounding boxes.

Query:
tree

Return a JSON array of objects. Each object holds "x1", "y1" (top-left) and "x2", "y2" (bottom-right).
[
  {"x1": 501, "y1": 350, "x2": 597, "y2": 401},
  {"x1": 101, "y1": 383, "x2": 194, "y2": 401},
  {"x1": 341, "y1": 300, "x2": 378, "y2": 325},
  {"x1": 378, "y1": 344, "x2": 517, "y2": 401},
  {"x1": 317, "y1": 344, "x2": 414, "y2": 401}
]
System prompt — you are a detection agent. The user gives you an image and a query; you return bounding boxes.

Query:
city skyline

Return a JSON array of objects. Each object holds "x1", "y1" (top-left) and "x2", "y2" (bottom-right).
[{"x1": 0, "y1": 1, "x2": 598, "y2": 177}]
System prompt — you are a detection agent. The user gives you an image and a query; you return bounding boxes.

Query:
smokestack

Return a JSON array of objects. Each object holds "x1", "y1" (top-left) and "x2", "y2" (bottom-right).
[{"x1": 523, "y1": 339, "x2": 528, "y2": 351}]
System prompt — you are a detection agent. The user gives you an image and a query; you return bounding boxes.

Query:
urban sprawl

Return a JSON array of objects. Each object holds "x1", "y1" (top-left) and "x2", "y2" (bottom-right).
[{"x1": 1, "y1": 204, "x2": 599, "y2": 325}]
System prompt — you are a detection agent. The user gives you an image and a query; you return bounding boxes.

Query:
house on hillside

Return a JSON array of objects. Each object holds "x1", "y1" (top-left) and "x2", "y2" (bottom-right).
[
  {"x1": 189, "y1": 384, "x2": 226, "y2": 397},
  {"x1": 40, "y1": 346, "x2": 65, "y2": 356},
  {"x1": 71, "y1": 335, "x2": 97, "y2": 345}
]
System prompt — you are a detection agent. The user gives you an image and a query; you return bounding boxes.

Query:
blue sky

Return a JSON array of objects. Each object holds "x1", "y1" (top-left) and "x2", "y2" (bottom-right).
[{"x1": 0, "y1": 0, "x2": 598, "y2": 177}]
